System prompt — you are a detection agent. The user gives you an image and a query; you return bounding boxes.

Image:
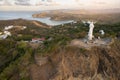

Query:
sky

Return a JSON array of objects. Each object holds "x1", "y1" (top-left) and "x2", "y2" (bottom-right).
[{"x1": 0, "y1": 0, "x2": 120, "y2": 11}]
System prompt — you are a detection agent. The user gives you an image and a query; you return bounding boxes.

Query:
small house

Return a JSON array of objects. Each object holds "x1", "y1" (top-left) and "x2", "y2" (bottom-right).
[
  {"x1": 4, "y1": 31, "x2": 11, "y2": 36},
  {"x1": 4, "y1": 25, "x2": 14, "y2": 30},
  {"x1": 0, "y1": 34, "x2": 8, "y2": 39},
  {"x1": 0, "y1": 31, "x2": 11, "y2": 39},
  {"x1": 21, "y1": 26, "x2": 27, "y2": 30},
  {"x1": 99, "y1": 30, "x2": 105, "y2": 35}
]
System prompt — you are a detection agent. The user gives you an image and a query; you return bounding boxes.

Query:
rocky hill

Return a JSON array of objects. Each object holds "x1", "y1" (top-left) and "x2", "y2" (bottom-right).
[{"x1": 31, "y1": 40, "x2": 120, "y2": 80}]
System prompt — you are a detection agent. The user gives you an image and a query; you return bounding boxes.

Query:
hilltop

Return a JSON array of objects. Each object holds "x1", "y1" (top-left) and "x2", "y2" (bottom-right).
[{"x1": 0, "y1": 19, "x2": 50, "y2": 28}]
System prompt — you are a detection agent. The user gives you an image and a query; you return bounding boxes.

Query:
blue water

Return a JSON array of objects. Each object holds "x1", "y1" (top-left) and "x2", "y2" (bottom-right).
[{"x1": 0, "y1": 11, "x2": 73, "y2": 26}]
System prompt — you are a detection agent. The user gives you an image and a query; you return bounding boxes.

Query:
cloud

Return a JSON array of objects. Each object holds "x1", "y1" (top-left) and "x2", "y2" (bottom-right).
[
  {"x1": 94, "y1": 1, "x2": 107, "y2": 5},
  {"x1": 0, "y1": 0, "x2": 4, "y2": 5},
  {"x1": 15, "y1": 1, "x2": 30, "y2": 5},
  {"x1": 0, "y1": 0, "x2": 120, "y2": 9},
  {"x1": 54, "y1": 0, "x2": 78, "y2": 5},
  {"x1": 0, "y1": 0, "x2": 53, "y2": 6}
]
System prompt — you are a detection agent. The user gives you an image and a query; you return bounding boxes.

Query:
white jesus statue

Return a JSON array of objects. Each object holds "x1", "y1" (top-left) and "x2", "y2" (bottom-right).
[{"x1": 88, "y1": 21, "x2": 95, "y2": 40}]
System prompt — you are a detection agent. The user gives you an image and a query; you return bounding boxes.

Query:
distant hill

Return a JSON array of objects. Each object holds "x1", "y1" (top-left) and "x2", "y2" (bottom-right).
[{"x1": 33, "y1": 9, "x2": 120, "y2": 24}]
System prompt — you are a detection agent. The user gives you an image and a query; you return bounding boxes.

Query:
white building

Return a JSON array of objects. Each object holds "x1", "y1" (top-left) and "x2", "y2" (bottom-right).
[
  {"x1": 4, "y1": 25, "x2": 14, "y2": 30},
  {"x1": 4, "y1": 31, "x2": 11, "y2": 36},
  {"x1": 0, "y1": 0, "x2": 4, "y2": 5},
  {"x1": 22, "y1": 26, "x2": 27, "y2": 30},
  {"x1": 99, "y1": 30, "x2": 105, "y2": 35},
  {"x1": 0, "y1": 31, "x2": 11, "y2": 39},
  {"x1": 0, "y1": 34, "x2": 8, "y2": 39}
]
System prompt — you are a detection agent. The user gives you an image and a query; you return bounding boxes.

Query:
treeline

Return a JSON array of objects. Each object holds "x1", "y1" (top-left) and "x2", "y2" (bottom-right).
[{"x1": 0, "y1": 39, "x2": 34, "y2": 80}]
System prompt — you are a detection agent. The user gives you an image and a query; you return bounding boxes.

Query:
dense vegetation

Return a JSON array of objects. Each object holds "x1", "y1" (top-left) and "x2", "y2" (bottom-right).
[{"x1": 0, "y1": 39, "x2": 34, "y2": 80}]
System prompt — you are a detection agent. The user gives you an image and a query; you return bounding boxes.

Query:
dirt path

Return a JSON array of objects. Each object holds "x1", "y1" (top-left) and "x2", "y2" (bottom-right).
[
  {"x1": 70, "y1": 38, "x2": 112, "y2": 50},
  {"x1": 32, "y1": 21, "x2": 48, "y2": 28},
  {"x1": 29, "y1": 54, "x2": 55, "y2": 80},
  {"x1": 30, "y1": 64, "x2": 47, "y2": 80}
]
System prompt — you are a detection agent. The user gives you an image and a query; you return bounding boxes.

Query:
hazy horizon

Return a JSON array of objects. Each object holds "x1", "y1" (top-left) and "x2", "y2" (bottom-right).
[{"x1": 0, "y1": 0, "x2": 120, "y2": 11}]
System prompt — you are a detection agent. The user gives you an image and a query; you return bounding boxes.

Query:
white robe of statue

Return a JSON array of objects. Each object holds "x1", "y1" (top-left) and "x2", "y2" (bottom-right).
[{"x1": 88, "y1": 22, "x2": 95, "y2": 40}]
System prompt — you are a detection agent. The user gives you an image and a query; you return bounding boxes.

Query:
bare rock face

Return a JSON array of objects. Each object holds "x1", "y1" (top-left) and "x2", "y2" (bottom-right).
[{"x1": 30, "y1": 40, "x2": 120, "y2": 80}]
